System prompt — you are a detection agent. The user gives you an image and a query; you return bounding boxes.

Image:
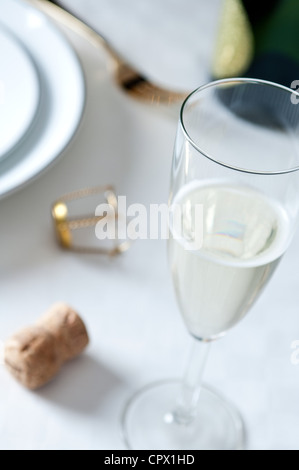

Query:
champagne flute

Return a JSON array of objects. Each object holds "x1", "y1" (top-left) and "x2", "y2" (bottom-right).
[{"x1": 122, "y1": 78, "x2": 299, "y2": 450}]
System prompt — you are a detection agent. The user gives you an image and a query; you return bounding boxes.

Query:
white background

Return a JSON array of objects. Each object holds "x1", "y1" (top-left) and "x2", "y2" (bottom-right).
[{"x1": 0, "y1": 0, "x2": 299, "y2": 450}]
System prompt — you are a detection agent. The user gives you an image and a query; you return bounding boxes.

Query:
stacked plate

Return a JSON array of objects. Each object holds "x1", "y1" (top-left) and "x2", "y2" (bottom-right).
[{"x1": 0, "y1": 0, "x2": 85, "y2": 199}]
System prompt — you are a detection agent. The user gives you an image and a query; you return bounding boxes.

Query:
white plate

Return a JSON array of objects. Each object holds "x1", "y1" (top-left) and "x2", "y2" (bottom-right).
[
  {"x1": 0, "y1": 0, "x2": 85, "y2": 199},
  {"x1": 0, "y1": 26, "x2": 40, "y2": 159}
]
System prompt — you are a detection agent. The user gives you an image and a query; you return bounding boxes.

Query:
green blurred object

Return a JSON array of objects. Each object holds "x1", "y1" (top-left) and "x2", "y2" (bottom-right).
[
  {"x1": 213, "y1": 0, "x2": 254, "y2": 79},
  {"x1": 214, "y1": 0, "x2": 299, "y2": 87}
]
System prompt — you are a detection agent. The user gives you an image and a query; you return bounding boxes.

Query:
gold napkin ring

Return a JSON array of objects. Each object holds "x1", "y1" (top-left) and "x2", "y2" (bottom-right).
[{"x1": 52, "y1": 185, "x2": 130, "y2": 256}]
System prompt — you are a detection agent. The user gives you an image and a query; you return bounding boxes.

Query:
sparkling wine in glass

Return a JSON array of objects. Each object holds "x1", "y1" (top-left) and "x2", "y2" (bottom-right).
[{"x1": 122, "y1": 79, "x2": 299, "y2": 450}]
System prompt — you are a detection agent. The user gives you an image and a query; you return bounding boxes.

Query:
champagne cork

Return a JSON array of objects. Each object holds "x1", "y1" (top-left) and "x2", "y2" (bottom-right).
[{"x1": 4, "y1": 303, "x2": 89, "y2": 390}]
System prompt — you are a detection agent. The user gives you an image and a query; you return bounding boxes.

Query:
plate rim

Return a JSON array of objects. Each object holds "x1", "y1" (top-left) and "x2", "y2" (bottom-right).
[
  {"x1": 0, "y1": 0, "x2": 86, "y2": 200},
  {"x1": 0, "y1": 25, "x2": 41, "y2": 160}
]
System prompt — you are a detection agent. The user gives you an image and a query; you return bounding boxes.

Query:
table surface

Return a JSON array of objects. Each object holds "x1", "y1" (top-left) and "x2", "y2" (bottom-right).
[{"x1": 1, "y1": 0, "x2": 299, "y2": 451}]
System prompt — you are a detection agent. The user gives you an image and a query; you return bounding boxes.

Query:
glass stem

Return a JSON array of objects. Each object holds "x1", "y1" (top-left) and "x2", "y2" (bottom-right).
[{"x1": 174, "y1": 338, "x2": 211, "y2": 425}]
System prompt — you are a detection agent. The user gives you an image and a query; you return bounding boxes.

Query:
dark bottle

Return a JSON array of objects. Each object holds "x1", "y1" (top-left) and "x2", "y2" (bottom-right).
[{"x1": 213, "y1": 0, "x2": 299, "y2": 88}]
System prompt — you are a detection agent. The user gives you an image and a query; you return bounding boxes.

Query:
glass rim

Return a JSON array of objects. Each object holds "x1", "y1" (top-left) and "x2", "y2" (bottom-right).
[{"x1": 180, "y1": 78, "x2": 299, "y2": 176}]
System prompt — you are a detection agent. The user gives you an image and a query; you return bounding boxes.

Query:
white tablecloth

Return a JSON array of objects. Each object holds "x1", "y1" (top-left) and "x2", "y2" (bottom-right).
[{"x1": 1, "y1": 0, "x2": 299, "y2": 450}]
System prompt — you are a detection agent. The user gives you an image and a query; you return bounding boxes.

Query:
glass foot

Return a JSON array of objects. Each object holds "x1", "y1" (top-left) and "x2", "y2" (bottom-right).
[{"x1": 122, "y1": 380, "x2": 245, "y2": 450}]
